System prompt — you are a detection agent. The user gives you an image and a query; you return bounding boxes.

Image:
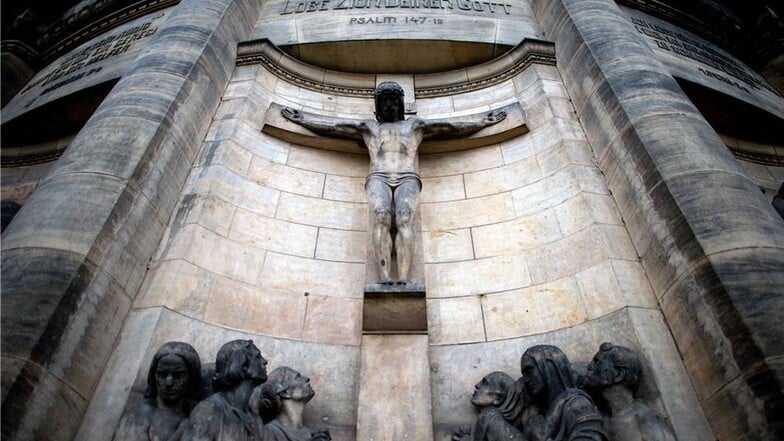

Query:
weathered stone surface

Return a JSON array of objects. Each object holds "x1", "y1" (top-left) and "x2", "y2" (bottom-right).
[
  {"x1": 78, "y1": 308, "x2": 360, "y2": 441},
  {"x1": 421, "y1": 192, "x2": 517, "y2": 231},
  {"x1": 482, "y1": 276, "x2": 584, "y2": 340},
  {"x1": 229, "y1": 208, "x2": 319, "y2": 258},
  {"x1": 185, "y1": 165, "x2": 281, "y2": 217},
  {"x1": 363, "y1": 289, "x2": 427, "y2": 334},
  {"x1": 1, "y1": 1, "x2": 266, "y2": 439},
  {"x1": 425, "y1": 253, "x2": 531, "y2": 298},
  {"x1": 0, "y1": 173, "x2": 124, "y2": 256},
  {"x1": 357, "y1": 335, "x2": 434, "y2": 441},
  {"x1": 430, "y1": 308, "x2": 712, "y2": 441},
  {"x1": 428, "y1": 296, "x2": 485, "y2": 345},
  {"x1": 205, "y1": 277, "x2": 308, "y2": 339},
  {"x1": 134, "y1": 259, "x2": 215, "y2": 317},
  {"x1": 302, "y1": 295, "x2": 363, "y2": 346},
  {"x1": 530, "y1": 0, "x2": 784, "y2": 438},
  {"x1": 471, "y1": 209, "x2": 562, "y2": 258},
  {"x1": 261, "y1": 252, "x2": 365, "y2": 298},
  {"x1": 422, "y1": 228, "x2": 474, "y2": 263},
  {"x1": 315, "y1": 228, "x2": 367, "y2": 262}
]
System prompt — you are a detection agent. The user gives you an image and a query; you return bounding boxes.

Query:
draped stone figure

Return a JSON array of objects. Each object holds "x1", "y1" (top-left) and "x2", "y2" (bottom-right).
[
  {"x1": 578, "y1": 343, "x2": 677, "y2": 441},
  {"x1": 257, "y1": 367, "x2": 331, "y2": 441},
  {"x1": 518, "y1": 345, "x2": 607, "y2": 441},
  {"x1": 453, "y1": 371, "x2": 530, "y2": 441},
  {"x1": 114, "y1": 342, "x2": 203, "y2": 441},
  {"x1": 180, "y1": 340, "x2": 268, "y2": 441},
  {"x1": 281, "y1": 81, "x2": 506, "y2": 284}
]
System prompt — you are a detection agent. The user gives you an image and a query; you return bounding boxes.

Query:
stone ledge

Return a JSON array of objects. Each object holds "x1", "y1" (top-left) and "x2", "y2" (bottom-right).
[{"x1": 363, "y1": 284, "x2": 427, "y2": 334}]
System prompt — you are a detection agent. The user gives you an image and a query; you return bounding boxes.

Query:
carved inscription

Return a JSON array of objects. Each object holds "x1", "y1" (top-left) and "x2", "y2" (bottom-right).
[
  {"x1": 630, "y1": 16, "x2": 767, "y2": 94},
  {"x1": 20, "y1": 21, "x2": 158, "y2": 96},
  {"x1": 281, "y1": 0, "x2": 512, "y2": 15},
  {"x1": 349, "y1": 16, "x2": 443, "y2": 24}
]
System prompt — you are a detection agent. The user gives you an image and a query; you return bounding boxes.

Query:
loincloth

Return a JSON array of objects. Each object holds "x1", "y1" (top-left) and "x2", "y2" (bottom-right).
[{"x1": 365, "y1": 171, "x2": 422, "y2": 191}]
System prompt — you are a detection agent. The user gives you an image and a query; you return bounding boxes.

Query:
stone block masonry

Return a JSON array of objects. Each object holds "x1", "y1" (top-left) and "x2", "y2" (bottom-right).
[
  {"x1": 0, "y1": 1, "x2": 265, "y2": 439},
  {"x1": 529, "y1": 0, "x2": 784, "y2": 439}
]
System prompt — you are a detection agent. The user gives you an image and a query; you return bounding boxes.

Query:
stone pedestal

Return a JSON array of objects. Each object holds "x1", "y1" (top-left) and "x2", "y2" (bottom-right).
[
  {"x1": 356, "y1": 334, "x2": 434, "y2": 441},
  {"x1": 363, "y1": 284, "x2": 427, "y2": 334}
]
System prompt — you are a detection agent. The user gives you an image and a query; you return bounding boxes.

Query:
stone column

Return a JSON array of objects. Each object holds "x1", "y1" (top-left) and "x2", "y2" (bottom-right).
[
  {"x1": 0, "y1": 0, "x2": 263, "y2": 439},
  {"x1": 528, "y1": 1, "x2": 784, "y2": 439}
]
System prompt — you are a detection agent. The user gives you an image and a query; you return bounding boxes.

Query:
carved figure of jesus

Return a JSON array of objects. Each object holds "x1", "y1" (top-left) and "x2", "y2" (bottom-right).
[{"x1": 282, "y1": 81, "x2": 506, "y2": 284}]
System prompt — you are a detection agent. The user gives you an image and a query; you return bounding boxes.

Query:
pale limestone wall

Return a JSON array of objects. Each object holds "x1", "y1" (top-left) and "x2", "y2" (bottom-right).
[
  {"x1": 417, "y1": 65, "x2": 710, "y2": 441},
  {"x1": 83, "y1": 59, "x2": 710, "y2": 440}
]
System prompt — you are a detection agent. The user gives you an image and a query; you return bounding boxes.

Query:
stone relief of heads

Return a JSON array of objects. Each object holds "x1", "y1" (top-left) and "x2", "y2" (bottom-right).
[
  {"x1": 115, "y1": 340, "x2": 330, "y2": 441},
  {"x1": 457, "y1": 342, "x2": 677, "y2": 441},
  {"x1": 115, "y1": 340, "x2": 675, "y2": 441}
]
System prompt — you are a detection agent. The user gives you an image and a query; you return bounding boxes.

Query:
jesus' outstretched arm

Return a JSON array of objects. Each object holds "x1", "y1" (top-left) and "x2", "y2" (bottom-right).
[
  {"x1": 421, "y1": 109, "x2": 506, "y2": 139},
  {"x1": 281, "y1": 107, "x2": 368, "y2": 140}
]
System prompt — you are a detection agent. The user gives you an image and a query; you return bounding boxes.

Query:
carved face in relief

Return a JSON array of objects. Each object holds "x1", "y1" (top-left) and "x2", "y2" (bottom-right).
[
  {"x1": 583, "y1": 350, "x2": 617, "y2": 388},
  {"x1": 471, "y1": 378, "x2": 498, "y2": 407},
  {"x1": 285, "y1": 371, "x2": 315, "y2": 402},
  {"x1": 470, "y1": 371, "x2": 515, "y2": 409},
  {"x1": 213, "y1": 340, "x2": 268, "y2": 391},
  {"x1": 267, "y1": 367, "x2": 315, "y2": 403},
  {"x1": 377, "y1": 93, "x2": 402, "y2": 122},
  {"x1": 580, "y1": 342, "x2": 641, "y2": 390},
  {"x1": 246, "y1": 344, "x2": 269, "y2": 386},
  {"x1": 155, "y1": 354, "x2": 191, "y2": 405},
  {"x1": 520, "y1": 355, "x2": 545, "y2": 399},
  {"x1": 374, "y1": 81, "x2": 405, "y2": 122},
  {"x1": 145, "y1": 341, "x2": 202, "y2": 407}
]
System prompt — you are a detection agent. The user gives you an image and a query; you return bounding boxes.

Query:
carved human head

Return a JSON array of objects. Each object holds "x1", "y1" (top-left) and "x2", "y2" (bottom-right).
[
  {"x1": 471, "y1": 371, "x2": 514, "y2": 408},
  {"x1": 256, "y1": 366, "x2": 315, "y2": 423},
  {"x1": 266, "y1": 366, "x2": 315, "y2": 402},
  {"x1": 212, "y1": 339, "x2": 268, "y2": 391},
  {"x1": 581, "y1": 342, "x2": 642, "y2": 390},
  {"x1": 145, "y1": 341, "x2": 202, "y2": 406},
  {"x1": 374, "y1": 81, "x2": 405, "y2": 122},
  {"x1": 521, "y1": 345, "x2": 575, "y2": 404}
]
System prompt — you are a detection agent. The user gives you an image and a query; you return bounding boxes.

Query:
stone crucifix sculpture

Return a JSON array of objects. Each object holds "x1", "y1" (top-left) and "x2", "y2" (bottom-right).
[{"x1": 282, "y1": 81, "x2": 506, "y2": 285}]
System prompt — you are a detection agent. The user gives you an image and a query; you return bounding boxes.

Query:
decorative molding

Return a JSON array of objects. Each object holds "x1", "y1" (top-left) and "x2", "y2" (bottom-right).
[
  {"x1": 0, "y1": 40, "x2": 41, "y2": 65},
  {"x1": 415, "y1": 39, "x2": 556, "y2": 97},
  {"x1": 237, "y1": 41, "x2": 375, "y2": 97},
  {"x1": 1, "y1": 149, "x2": 66, "y2": 168},
  {"x1": 729, "y1": 147, "x2": 784, "y2": 167},
  {"x1": 236, "y1": 38, "x2": 556, "y2": 98}
]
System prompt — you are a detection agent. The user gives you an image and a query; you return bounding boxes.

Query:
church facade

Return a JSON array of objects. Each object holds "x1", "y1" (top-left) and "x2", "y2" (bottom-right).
[{"x1": 2, "y1": 0, "x2": 783, "y2": 439}]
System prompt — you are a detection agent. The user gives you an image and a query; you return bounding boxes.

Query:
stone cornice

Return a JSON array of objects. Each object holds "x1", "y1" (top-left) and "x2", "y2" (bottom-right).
[
  {"x1": 729, "y1": 148, "x2": 784, "y2": 166},
  {"x1": 236, "y1": 38, "x2": 556, "y2": 98},
  {"x1": 0, "y1": 40, "x2": 41, "y2": 66}
]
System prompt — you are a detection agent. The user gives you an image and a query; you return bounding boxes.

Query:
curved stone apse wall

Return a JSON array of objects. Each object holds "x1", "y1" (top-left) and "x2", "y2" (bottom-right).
[{"x1": 79, "y1": 52, "x2": 711, "y2": 441}]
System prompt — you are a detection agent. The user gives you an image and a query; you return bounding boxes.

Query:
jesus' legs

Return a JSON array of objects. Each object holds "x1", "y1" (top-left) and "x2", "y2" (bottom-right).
[
  {"x1": 366, "y1": 179, "x2": 394, "y2": 283},
  {"x1": 393, "y1": 180, "x2": 421, "y2": 283}
]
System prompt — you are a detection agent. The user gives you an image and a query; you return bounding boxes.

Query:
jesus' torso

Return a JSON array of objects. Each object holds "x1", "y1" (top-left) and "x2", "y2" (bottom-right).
[{"x1": 361, "y1": 117, "x2": 424, "y2": 174}]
